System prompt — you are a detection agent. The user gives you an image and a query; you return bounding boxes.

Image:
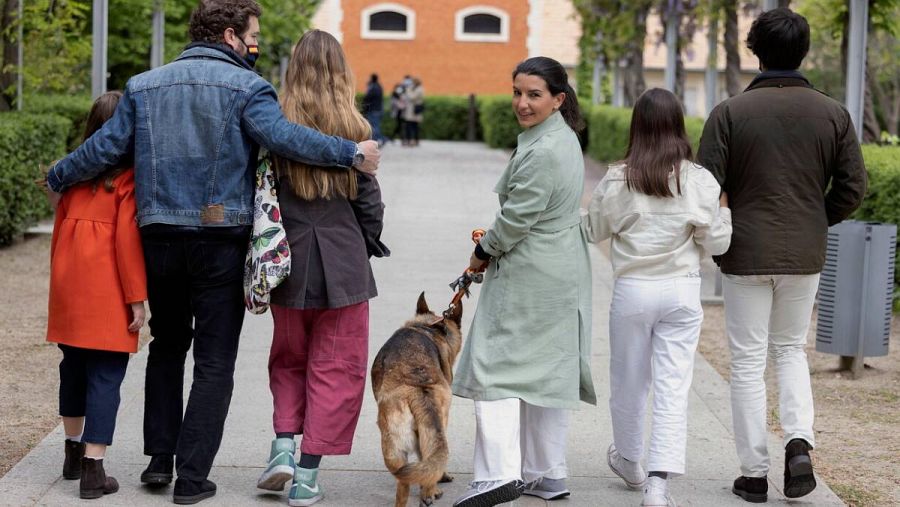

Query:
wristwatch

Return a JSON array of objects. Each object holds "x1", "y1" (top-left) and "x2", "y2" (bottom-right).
[{"x1": 353, "y1": 145, "x2": 365, "y2": 167}]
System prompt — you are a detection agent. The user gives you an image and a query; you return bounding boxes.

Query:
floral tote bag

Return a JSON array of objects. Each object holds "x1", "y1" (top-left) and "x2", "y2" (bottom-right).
[{"x1": 243, "y1": 157, "x2": 291, "y2": 314}]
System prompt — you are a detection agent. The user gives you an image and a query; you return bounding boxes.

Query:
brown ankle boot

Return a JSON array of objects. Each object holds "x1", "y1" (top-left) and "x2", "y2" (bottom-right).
[
  {"x1": 63, "y1": 440, "x2": 85, "y2": 480},
  {"x1": 80, "y1": 457, "x2": 119, "y2": 500}
]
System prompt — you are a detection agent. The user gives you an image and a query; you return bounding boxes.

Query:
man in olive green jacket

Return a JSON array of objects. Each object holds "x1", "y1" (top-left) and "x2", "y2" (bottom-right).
[{"x1": 697, "y1": 8, "x2": 866, "y2": 504}]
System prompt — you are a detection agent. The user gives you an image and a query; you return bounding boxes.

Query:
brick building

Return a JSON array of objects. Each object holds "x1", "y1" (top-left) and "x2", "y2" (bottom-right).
[{"x1": 311, "y1": 0, "x2": 580, "y2": 95}]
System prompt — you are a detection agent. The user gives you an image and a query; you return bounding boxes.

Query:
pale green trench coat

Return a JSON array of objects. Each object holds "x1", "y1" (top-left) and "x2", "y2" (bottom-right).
[{"x1": 452, "y1": 111, "x2": 597, "y2": 408}]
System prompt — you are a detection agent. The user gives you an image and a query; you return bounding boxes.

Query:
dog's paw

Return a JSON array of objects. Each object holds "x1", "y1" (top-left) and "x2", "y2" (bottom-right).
[
  {"x1": 439, "y1": 472, "x2": 454, "y2": 483},
  {"x1": 419, "y1": 497, "x2": 434, "y2": 507},
  {"x1": 434, "y1": 487, "x2": 444, "y2": 500}
]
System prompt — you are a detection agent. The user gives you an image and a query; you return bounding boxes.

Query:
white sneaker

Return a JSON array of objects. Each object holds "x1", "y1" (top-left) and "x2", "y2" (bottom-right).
[
  {"x1": 452, "y1": 479, "x2": 523, "y2": 507},
  {"x1": 607, "y1": 443, "x2": 646, "y2": 490},
  {"x1": 642, "y1": 476, "x2": 676, "y2": 507}
]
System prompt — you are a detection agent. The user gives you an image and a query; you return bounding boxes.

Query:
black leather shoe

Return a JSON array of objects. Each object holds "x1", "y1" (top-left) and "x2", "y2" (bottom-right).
[
  {"x1": 784, "y1": 439, "x2": 816, "y2": 498},
  {"x1": 732, "y1": 476, "x2": 768, "y2": 503},
  {"x1": 173, "y1": 478, "x2": 217, "y2": 505},
  {"x1": 140, "y1": 455, "x2": 174, "y2": 485}
]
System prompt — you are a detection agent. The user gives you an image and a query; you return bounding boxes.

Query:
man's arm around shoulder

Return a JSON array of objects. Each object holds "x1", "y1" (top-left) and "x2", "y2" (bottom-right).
[
  {"x1": 47, "y1": 87, "x2": 136, "y2": 192},
  {"x1": 241, "y1": 83, "x2": 380, "y2": 174}
]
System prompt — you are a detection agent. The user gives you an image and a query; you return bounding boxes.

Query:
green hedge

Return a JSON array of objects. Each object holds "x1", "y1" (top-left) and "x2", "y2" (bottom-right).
[
  {"x1": 24, "y1": 95, "x2": 93, "y2": 150},
  {"x1": 586, "y1": 105, "x2": 705, "y2": 162},
  {"x1": 477, "y1": 95, "x2": 520, "y2": 149},
  {"x1": 0, "y1": 113, "x2": 71, "y2": 245},
  {"x1": 380, "y1": 95, "x2": 477, "y2": 141}
]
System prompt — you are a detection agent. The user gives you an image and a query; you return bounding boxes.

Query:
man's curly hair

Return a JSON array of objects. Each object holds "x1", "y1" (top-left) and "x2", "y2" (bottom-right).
[{"x1": 188, "y1": 0, "x2": 262, "y2": 44}]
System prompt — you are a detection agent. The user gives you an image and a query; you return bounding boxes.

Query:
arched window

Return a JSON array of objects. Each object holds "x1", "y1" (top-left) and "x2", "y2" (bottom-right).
[
  {"x1": 455, "y1": 6, "x2": 509, "y2": 43},
  {"x1": 361, "y1": 3, "x2": 415, "y2": 40}
]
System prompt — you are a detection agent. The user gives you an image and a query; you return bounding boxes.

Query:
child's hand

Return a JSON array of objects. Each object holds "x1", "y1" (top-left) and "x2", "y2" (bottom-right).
[
  {"x1": 128, "y1": 302, "x2": 146, "y2": 333},
  {"x1": 719, "y1": 192, "x2": 729, "y2": 208}
]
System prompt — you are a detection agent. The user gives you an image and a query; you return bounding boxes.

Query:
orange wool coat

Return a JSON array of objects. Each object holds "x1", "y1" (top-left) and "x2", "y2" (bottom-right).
[{"x1": 47, "y1": 170, "x2": 147, "y2": 353}]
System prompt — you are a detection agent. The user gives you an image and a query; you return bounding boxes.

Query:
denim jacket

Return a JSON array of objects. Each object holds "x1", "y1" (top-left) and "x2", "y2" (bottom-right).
[{"x1": 48, "y1": 44, "x2": 357, "y2": 227}]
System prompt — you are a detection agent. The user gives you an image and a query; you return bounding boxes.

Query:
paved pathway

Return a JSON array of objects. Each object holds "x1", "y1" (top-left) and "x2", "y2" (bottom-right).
[{"x1": 0, "y1": 141, "x2": 843, "y2": 506}]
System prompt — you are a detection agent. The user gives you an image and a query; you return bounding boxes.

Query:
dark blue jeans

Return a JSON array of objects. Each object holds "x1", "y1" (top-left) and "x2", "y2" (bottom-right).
[
  {"x1": 58, "y1": 344, "x2": 129, "y2": 445},
  {"x1": 140, "y1": 225, "x2": 248, "y2": 482},
  {"x1": 365, "y1": 110, "x2": 386, "y2": 144}
]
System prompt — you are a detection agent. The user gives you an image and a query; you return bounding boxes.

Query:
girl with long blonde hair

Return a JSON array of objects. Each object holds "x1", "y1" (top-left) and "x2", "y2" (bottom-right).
[{"x1": 257, "y1": 29, "x2": 389, "y2": 507}]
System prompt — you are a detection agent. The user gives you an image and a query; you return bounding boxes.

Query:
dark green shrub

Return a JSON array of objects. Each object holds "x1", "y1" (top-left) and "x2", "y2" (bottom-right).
[
  {"x1": 477, "y1": 95, "x2": 519, "y2": 149},
  {"x1": 852, "y1": 145, "x2": 900, "y2": 307},
  {"x1": 24, "y1": 95, "x2": 93, "y2": 150},
  {"x1": 359, "y1": 94, "x2": 478, "y2": 141},
  {"x1": 585, "y1": 105, "x2": 705, "y2": 162},
  {"x1": 0, "y1": 113, "x2": 71, "y2": 245}
]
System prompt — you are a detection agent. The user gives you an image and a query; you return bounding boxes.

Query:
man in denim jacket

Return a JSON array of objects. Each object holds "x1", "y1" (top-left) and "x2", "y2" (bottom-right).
[{"x1": 46, "y1": 1, "x2": 380, "y2": 503}]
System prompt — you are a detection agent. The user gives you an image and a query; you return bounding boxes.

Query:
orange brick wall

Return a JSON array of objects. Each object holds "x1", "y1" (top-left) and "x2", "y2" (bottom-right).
[{"x1": 342, "y1": 0, "x2": 529, "y2": 96}]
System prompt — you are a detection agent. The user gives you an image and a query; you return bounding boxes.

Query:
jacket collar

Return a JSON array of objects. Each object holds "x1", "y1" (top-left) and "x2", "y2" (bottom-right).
[
  {"x1": 176, "y1": 42, "x2": 256, "y2": 72},
  {"x1": 745, "y1": 69, "x2": 812, "y2": 92},
  {"x1": 517, "y1": 110, "x2": 567, "y2": 148}
]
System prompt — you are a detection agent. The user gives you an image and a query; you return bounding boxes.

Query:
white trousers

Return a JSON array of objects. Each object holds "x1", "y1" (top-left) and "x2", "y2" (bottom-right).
[
  {"x1": 473, "y1": 398, "x2": 569, "y2": 483},
  {"x1": 723, "y1": 274, "x2": 818, "y2": 478},
  {"x1": 608, "y1": 276, "x2": 703, "y2": 476}
]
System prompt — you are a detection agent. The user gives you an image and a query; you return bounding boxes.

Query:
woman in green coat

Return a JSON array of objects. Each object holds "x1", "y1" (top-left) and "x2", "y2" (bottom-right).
[{"x1": 452, "y1": 57, "x2": 596, "y2": 507}]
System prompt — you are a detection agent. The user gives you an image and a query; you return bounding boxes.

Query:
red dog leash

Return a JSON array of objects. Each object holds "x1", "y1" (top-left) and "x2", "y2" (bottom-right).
[{"x1": 446, "y1": 229, "x2": 487, "y2": 314}]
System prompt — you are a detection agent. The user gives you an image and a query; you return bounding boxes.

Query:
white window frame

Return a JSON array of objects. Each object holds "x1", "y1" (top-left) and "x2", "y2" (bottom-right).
[
  {"x1": 454, "y1": 5, "x2": 509, "y2": 43},
  {"x1": 361, "y1": 3, "x2": 415, "y2": 41}
]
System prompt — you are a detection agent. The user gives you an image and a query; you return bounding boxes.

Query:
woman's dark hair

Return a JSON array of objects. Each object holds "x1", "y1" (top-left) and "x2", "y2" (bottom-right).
[
  {"x1": 623, "y1": 88, "x2": 692, "y2": 198},
  {"x1": 82, "y1": 91, "x2": 131, "y2": 193},
  {"x1": 512, "y1": 57, "x2": 585, "y2": 132},
  {"x1": 188, "y1": 0, "x2": 262, "y2": 44},
  {"x1": 746, "y1": 7, "x2": 810, "y2": 70}
]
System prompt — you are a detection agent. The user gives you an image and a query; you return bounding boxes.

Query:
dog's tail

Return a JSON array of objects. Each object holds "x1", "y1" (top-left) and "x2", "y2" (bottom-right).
[{"x1": 394, "y1": 392, "x2": 448, "y2": 485}]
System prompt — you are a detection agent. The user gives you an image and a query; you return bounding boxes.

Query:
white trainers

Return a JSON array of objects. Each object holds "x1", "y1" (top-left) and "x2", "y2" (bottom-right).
[
  {"x1": 642, "y1": 476, "x2": 677, "y2": 507},
  {"x1": 522, "y1": 477, "x2": 571, "y2": 500},
  {"x1": 607, "y1": 443, "x2": 646, "y2": 490},
  {"x1": 452, "y1": 479, "x2": 523, "y2": 507}
]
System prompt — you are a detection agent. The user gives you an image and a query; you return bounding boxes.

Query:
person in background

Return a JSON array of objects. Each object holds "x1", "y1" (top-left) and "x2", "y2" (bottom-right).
[
  {"x1": 46, "y1": 90, "x2": 147, "y2": 501},
  {"x1": 389, "y1": 83, "x2": 406, "y2": 142},
  {"x1": 362, "y1": 73, "x2": 387, "y2": 146},
  {"x1": 584, "y1": 88, "x2": 732, "y2": 507},
  {"x1": 402, "y1": 77, "x2": 424, "y2": 147},
  {"x1": 696, "y1": 7, "x2": 866, "y2": 503}
]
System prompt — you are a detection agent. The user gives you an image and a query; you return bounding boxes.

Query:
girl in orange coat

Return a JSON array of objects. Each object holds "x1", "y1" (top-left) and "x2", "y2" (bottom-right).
[{"x1": 46, "y1": 91, "x2": 147, "y2": 500}]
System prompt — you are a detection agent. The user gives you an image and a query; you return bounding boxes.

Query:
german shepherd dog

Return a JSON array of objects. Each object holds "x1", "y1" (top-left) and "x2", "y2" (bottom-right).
[{"x1": 371, "y1": 293, "x2": 463, "y2": 507}]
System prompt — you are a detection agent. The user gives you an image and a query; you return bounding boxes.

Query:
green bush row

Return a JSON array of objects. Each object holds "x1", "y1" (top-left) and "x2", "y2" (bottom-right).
[
  {"x1": 24, "y1": 95, "x2": 93, "y2": 150},
  {"x1": 0, "y1": 113, "x2": 71, "y2": 245},
  {"x1": 379, "y1": 95, "x2": 478, "y2": 141}
]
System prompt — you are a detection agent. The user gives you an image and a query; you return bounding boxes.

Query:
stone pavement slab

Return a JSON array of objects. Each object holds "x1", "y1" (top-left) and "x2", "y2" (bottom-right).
[{"x1": 0, "y1": 141, "x2": 843, "y2": 506}]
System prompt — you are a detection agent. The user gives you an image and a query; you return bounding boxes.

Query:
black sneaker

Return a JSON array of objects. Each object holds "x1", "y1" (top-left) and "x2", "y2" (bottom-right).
[
  {"x1": 784, "y1": 439, "x2": 816, "y2": 498},
  {"x1": 140, "y1": 455, "x2": 174, "y2": 485},
  {"x1": 452, "y1": 479, "x2": 523, "y2": 507},
  {"x1": 173, "y1": 478, "x2": 217, "y2": 505},
  {"x1": 732, "y1": 476, "x2": 768, "y2": 503}
]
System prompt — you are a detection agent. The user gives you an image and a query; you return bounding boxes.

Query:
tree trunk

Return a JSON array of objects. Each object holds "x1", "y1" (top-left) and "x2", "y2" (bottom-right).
[
  {"x1": 0, "y1": 0, "x2": 19, "y2": 111},
  {"x1": 624, "y1": 4, "x2": 650, "y2": 106},
  {"x1": 723, "y1": 0, "x2": 741, "y2": 97}
]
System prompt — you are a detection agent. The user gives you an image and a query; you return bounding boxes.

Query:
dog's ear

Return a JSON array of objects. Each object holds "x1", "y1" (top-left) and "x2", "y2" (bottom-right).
[
  {"x1": 416, "y1": 291, "x2": 431, "y2": 315},
  {"x1": 442, "y1": 299, "x2": 462, "y2": 326}
]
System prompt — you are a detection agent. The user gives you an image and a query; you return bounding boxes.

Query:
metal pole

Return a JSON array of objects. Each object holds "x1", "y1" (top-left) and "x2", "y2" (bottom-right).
[
  {"x1": 845, "y1": 0, "x2": 868, "y2": 141},
  {"x1": 612, "y1": 64, "x2": 624, "y2": 107},
  {"x1": 664, "y1": 1, "x2": 678, "y2": 93},
  {"x1": 705, "y1": 13, "x2": 719, "y2": 117},
  {"x1": 151, "y1": 1, "x2": 165, "y2": 69},
  {"x1": 16, "y1": 0, "x2": 23, "y2": 111},
  {"x1": 762, "y1": 0, "x2": 778, "y2": 10},
  {"x1": 91, "y1": 0, "x2": 108, "y2": 99},
  {"x1": 852, "y1": 225, "x2": 872, "y2": 378}
]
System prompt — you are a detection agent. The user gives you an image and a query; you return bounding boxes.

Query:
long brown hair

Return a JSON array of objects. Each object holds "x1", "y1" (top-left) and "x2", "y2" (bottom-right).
[
  {"x1": 276, "y1": 29, "x2": 371, "y2": 200},
  {"x1": 83, "y1": 90, "x2": 129, "y2": 193},
  {"x1": 623, "y1": 88, "x2": 692, "y2": 198}
]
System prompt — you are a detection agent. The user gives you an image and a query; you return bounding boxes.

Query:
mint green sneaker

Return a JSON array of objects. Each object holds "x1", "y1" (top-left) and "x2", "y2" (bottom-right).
[
  {"x1": 257, "y1": 438, "x2": 296, "y2": 491},
  {"x1": 289, "y1": 467, "x2": 323, "y2": 506}
]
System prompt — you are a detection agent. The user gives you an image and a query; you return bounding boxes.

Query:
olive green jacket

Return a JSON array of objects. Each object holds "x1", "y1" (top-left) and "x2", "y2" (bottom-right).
[{"x1": 452, "y1": 112, "x2": 597, "y2": 408}]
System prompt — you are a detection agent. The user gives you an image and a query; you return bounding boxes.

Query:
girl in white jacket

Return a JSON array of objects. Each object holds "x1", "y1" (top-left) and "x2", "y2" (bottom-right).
[{"x1": 583, "y1": 88, "x2": 732, "y2": 507}]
